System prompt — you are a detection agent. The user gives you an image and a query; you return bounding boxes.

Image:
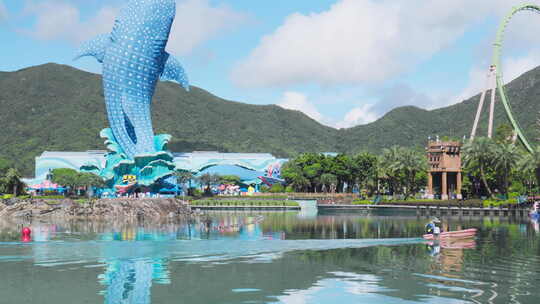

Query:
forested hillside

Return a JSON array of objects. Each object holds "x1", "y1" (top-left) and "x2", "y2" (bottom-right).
[{"x1": 1, "y1": 63, "x2": 540, "y2": 176}]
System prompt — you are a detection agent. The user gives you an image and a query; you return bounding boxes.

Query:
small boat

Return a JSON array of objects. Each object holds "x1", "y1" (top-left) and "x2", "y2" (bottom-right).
[
  {"x1": 423, "y1": 228, "x2": 477, "y2": 240},
  {"x1": 426, "y1": 238, "x2": 477, "y2": 250}
]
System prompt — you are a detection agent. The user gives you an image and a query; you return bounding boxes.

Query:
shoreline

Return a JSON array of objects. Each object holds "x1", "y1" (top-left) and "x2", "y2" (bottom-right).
[{"x1": 0, "y1": 198, "x2": 192, "y2": 219}]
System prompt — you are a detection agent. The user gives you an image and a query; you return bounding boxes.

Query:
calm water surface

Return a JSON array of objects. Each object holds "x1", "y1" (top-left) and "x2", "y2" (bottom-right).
[{"x1": 1, "y1": 211, "x2": 539, "y2": 304}]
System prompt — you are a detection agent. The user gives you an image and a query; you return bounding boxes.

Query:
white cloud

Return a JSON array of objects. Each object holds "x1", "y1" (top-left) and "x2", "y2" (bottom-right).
[
  {"x1": 335, "y1": 105, "x2": 378, "y2": 129},
  {"x1": 277, "y1": 284, "x2": 323, "y2": 304},
  {"x1": 454, "y1": 52, "x2": 540, "y2": 105},
  {"x1": 277, "y1": 91, "x2": 324, "y2": 122},
  {"x1": 23, "y1": 1, "x2": 117, "y2": 44},
  {"x1": 21, "y1": 0, "x2": 246, "y2": 54},
  {"x1": 232, "y1": 0, "x2": 540, "y2": 88},
  {"x1": 502, "y1": 54, "x2": 540, "y2": 83},
  {"x1": 0, "y1": 0, "x2": 8, "y2": 22},
  {"x1": 231, "y1": 0, "x2": 484, "y2": 87},
  {"x1": 168, "y1": 0, "x2": 247, "y2": 55},
  {"x1": 266, "y1": 0, "x2": 540, "y2": 128},
  {"x1": 276, "y1": 91, "x2": 380, "y2": 129}
]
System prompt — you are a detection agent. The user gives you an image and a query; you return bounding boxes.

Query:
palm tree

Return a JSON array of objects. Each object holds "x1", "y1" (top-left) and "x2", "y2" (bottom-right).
[
  {"x1": 303, "y1": 163, "x2": 322, "y2": 192},
  {"x1": 395, "y1": 149, "x2": 427, "y2": 199},
  {"x1": 4, "y1": 168, "x2": 22, "y2": 196},
  {"x1": 286, "y1": 167, "x2": 310, "y2": 192},
  {"x1": 493, "y1": 143, "x2": 519, "y2": 196},
  {"x1": 380, "y1": 146, "x2": 403, "y2": 196},
  {"x1": 381, "y1": 147, "x2": 426, "y2": 199},
  {"x1": 518, "y1": 146, "x2": 540, "y2": 193},
  {"x1": 320, "y1": 173, "x2": 337, "y2": 193},
  {"x1": 291, "y1": 174, "x2": 310, "y2": 192},
  {"x1": 375, "y1": 156, "x2": 389, "y2": 195},
  {"x1": 352, "y1": 152, "x2": 378, "y2": 191},
  {"x1": 463, "y1": 137, "x2": 495, "y2": 197},
  {"x1": 281, "y1": 161, "x2": 310, "y2": 192}
]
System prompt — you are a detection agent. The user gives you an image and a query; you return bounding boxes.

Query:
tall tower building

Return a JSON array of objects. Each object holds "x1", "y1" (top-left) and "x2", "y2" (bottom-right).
[{"x1": 426, "y1": 141, "x2": 462, "y2": 200}]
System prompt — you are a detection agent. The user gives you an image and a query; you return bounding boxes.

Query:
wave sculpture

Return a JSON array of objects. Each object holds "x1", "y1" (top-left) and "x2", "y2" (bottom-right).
[{"x1": 74, "y1": 0, "x2": 189, "y2": 189}]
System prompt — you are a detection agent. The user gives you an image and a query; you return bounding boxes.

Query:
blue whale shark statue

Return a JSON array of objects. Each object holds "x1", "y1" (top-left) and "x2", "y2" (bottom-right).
[
  {"x1": 75, "y1": 0, "x2": 189, "y2": 159},
  {"x1": 74, "y1": 0, "x2": 189, "y2": 188}
]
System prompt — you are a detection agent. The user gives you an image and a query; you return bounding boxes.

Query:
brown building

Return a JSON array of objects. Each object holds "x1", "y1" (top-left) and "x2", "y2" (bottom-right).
[{"x1": 426, "y1": 141, "x2": 462, "y2": 200}]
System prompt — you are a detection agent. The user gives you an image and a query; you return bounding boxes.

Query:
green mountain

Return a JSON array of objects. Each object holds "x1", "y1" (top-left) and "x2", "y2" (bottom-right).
[
  {"x1": 1, "y1": 63, "x2": 540, "y2": 176},
  {"x1": 341, "y1": 66, "x2": 540, "y2": 153},
  {"x1": 0, "y1": 63, "x2": 337, "y2": 175}
]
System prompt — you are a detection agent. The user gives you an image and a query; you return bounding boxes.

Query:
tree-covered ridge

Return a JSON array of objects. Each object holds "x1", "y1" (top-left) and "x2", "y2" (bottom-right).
[
  {"x1": 0, "y1": 63, "x2": 337, "y2": 176},
  {"x1": 341, "y1": 65, "x2": 540, "y2": 153},
  {"x1": 2, "y1": 63, "x2": 540, "y2": 176}
]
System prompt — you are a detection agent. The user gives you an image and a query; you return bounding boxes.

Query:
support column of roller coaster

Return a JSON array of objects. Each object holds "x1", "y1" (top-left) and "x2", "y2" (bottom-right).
[{"x1": 479, "y1": 4, "x2": 540, "y2": 152}]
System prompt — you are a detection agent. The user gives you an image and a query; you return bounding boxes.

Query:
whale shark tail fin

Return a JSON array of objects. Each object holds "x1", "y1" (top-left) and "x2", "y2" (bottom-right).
[
  {"x1": 160, "y1": 53, "x2": 190, "y2": 91},
  {"x1": 74, "y1": 34, "x2": 111, "y2": 63}
]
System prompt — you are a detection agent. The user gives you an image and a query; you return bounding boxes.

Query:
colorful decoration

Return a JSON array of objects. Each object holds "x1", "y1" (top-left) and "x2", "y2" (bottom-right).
[
  {"x1": 29, "y1": 180, "x2": 63, "y2": 191},
  {"x1": 259, "y1": 161, "x2": 285, "y2": 186},
  {"x1": 266, "y1": 161, "x2": 282, "y2": 178}
]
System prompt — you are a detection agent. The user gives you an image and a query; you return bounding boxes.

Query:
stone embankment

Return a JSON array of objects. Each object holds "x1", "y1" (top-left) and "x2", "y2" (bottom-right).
[{"x1": 0, "y1": 198, "x2": 192, "y2": 219}]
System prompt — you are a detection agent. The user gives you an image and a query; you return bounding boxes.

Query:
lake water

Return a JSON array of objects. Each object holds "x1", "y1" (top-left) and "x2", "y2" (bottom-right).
[{"x1": 1, "y1": 211, "x2": 539, "y2": 304}]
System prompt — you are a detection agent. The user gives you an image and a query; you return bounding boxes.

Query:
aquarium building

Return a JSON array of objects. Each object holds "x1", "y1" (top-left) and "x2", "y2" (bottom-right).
[{"x1": 28, "y1": 150, "x2": 287, "y2": 188}]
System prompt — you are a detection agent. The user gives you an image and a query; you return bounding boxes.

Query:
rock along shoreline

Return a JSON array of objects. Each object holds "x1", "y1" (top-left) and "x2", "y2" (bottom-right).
[{"x1": 0, "y1": 198, "x2": 193, "y2": 220}]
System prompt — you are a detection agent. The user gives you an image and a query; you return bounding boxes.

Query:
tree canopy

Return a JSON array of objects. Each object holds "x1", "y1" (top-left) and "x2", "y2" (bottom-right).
[{"x1": 51, "y1": 168, "x2": 104, "y2": 197}]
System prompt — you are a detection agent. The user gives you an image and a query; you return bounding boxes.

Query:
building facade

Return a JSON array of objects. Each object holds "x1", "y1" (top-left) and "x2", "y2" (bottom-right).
[
  {"x1": 426, "y1": 141, "x2": 462, "y2": 200},
  {"x1": 27, "y1": 150, "x2": 287, "y2": 189}
]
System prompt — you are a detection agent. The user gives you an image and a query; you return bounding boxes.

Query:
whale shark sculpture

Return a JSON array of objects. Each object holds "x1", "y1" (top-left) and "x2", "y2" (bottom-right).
[{"x1": 75, "y1": 0, "x2": 189, "y2": 188}]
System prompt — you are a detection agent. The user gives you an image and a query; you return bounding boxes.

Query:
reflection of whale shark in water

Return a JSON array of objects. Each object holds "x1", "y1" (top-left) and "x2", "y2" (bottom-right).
[
  {"x1": 99, "y1": 258, "x2": 170, "y2": 304},
  {"x1": 89, "y1": 238, "x2": 424, "y2": 304}
]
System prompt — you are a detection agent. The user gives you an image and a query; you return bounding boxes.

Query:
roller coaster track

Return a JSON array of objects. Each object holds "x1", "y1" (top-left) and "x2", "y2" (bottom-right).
[{"x1": 492, "y1": 4, "x2": 540, "y2": 152}]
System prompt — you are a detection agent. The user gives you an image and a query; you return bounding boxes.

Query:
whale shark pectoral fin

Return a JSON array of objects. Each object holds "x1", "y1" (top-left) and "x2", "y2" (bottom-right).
[
  {"x1": 74, "y1": 34, "x2": 111, "y2": 63},
  {"x1": 160, "y1": 53, "x2": 190, "y2": 91}
]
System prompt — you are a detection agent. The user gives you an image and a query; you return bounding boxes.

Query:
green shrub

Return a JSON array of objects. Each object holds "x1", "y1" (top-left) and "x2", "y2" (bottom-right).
[
  {"x1": 285, "y1": 186, "x2": 295, "y2": 193},
  {"x1": 269, "y1": 184, "x2": 284, "y2": 193},
  {"x1": 191, "y1": 188, "x2": 203, "y2": 198},
  {"x1": 483, "y1": 198, "x2": 518, "y2": 208},
  {"x1": 351, "y1": 199, "x2": 372, "y2": 205},
  {"x1": 508, "y1": 192, "x2": 520, "y2": 199},
  {"x1": 509, "y1": 181, "x2": 526, "y2": 195}
]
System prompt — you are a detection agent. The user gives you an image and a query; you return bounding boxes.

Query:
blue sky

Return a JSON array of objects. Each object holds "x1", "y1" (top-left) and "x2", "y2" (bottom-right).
[{"x1": 2, "y1": 0, "x2": 540, "y2": 128}]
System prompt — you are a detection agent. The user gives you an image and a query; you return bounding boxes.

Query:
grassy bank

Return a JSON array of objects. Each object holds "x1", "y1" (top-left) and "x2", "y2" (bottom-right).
[{"x1": 351, "y1": 198, "x2": 526, "y2": 208}]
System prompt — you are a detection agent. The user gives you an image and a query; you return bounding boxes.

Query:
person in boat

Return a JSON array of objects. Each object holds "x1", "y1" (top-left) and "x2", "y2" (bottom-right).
[{"x1": 425, "y1": 217, "x2": 441, "y2": 235}]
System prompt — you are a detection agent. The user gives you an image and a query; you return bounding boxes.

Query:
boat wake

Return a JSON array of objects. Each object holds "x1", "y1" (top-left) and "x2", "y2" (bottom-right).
[{"x1": 0, "y1": 238, "x2": 424, "y2": 266}]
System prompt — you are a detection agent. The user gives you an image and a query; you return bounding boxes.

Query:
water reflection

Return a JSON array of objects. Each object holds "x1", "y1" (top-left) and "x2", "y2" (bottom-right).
[
  {"x1": 98, "y1": 228, "x2": 173, "y2": 304},
  {"x1": 1, "y1": 212, "x2": 540, "y2": 304},
  {"x1": 99, "y1": 258, "x2": 169, "y2": 304}
]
